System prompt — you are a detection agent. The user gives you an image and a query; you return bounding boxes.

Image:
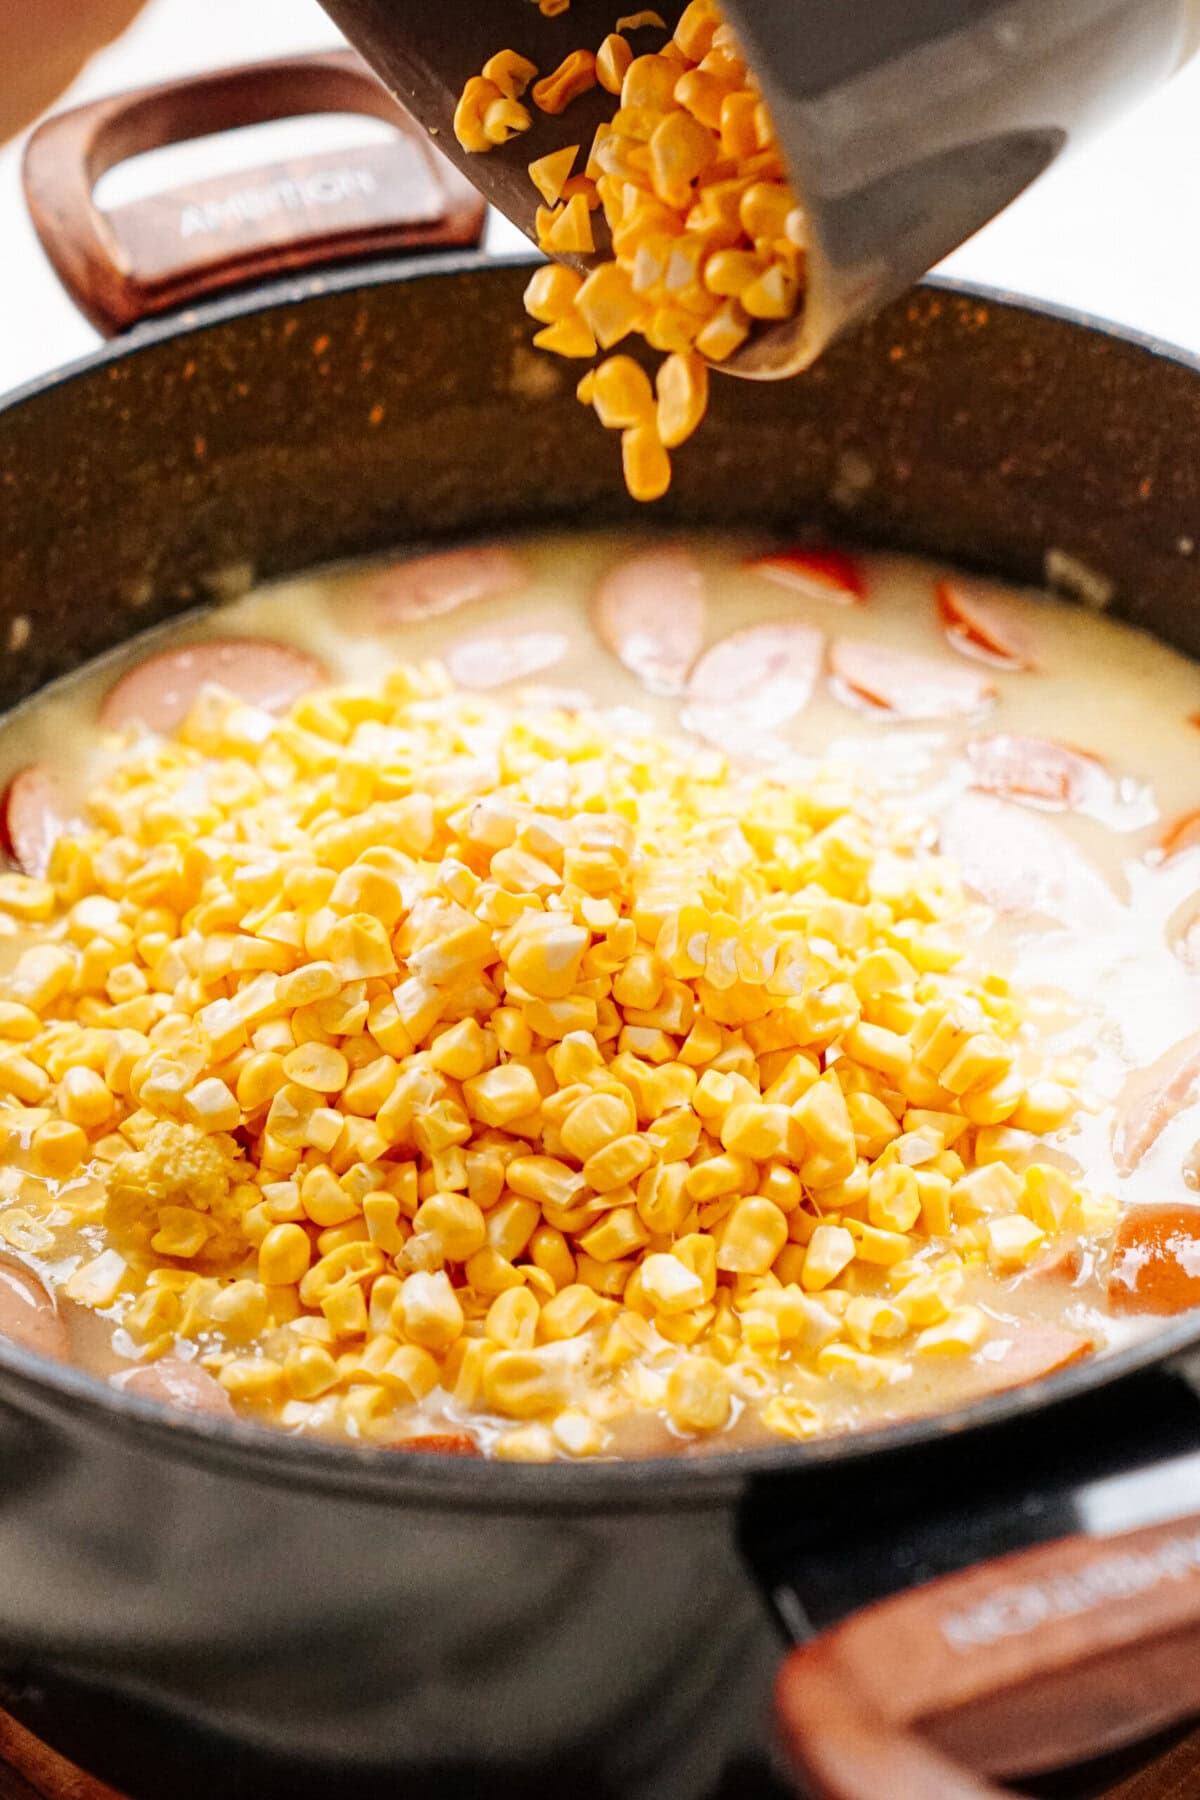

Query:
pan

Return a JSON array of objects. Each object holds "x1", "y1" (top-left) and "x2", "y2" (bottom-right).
[{"x1": 4, "y1": 50, "x2": 1200, "y2": 1800}]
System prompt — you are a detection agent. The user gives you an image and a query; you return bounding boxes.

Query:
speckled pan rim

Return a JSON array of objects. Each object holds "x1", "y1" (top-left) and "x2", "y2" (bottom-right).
[{"x1": 1, "y1": 250, "x2": 1199, "y2": 1505}]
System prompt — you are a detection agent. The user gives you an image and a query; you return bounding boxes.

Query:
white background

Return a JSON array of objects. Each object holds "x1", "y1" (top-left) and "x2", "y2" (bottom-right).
[{"x1": 2, "y1": 0, "x2": 1200, "y2": 394}]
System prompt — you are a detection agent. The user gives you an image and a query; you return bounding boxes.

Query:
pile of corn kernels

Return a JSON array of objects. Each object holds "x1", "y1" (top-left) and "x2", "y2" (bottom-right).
[
  {"x1": 0, "y1": 665, "x2": 1108, "y2": 1458},
  {"x1": 455, "y1": 0, "x2": 804, "y2": 501}
]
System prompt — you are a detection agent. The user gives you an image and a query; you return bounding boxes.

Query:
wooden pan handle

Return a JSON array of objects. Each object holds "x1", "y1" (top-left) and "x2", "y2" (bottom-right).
[
  {"x1": 776, "y1": 1509, "x2": 1200, "y2": 1798},
  {"x1": 21, "y1": 50, "x2": 487, "y2": 336}
]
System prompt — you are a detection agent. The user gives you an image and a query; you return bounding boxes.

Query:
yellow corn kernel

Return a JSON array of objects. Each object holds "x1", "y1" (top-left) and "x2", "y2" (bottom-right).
[
  {"x1": 585, "y1": 355, "x2": 654, "y2": 430},
  {"x1": 58, "y1": 1065, "x2": 114, "y2": 1129},
  {"x1": 759, "y1": 1164, "x2": 802, "y2": 1214},
  {"x1": 484, "y1": 1347, "x2": 570, "y2": 1418},
  {"x1": 596, "y1": 32, "x2": 633, "y2": 94},
  {"x1": 665, "y1": 1355, "x2": 730, "y2": 1432},
  {"x1": 482, "y1": 48, "x2": 538, "y2": 98},
  {"x1": 533, "y1": 50, "x2": 598, "y2": 115},
  {"x1": 674, "y1": 0, "x2": 720, "y2": 60},
  {"x1": 896, "y1": 1270, "x2": 960, "y2": 1328},
  {"x1": 1011, "y1": 1081, "x2": 1076, "y2": 1134},
  {"x1": 915, "y1": 1169, "x2": 954, "y2": 1237},
  {"x1": 485, "y1": 1197, "x2": 539, "y2": 1263},
  {"x1": 32, "y1": 1118, "x2": 87, "y2": 1179},
  {"x1": 220, "y1": 1357, "x2": 285, "y2": 1400},
  {"x1": 654, "y1": 351, "x2": 708, "y2": 449},
  {"x1": 985, "y1": 1214, "x2": 1046, "y2": 1271},
  {"x1": 412, "y1": 1192, "x2": 487, "y2": 1261},
  {"x1": 529, "y1": 1223, "x2": 575, "y2": 1290},
  {"x1": 258, "y1": 1222, "x2": 311, "y2": 1287},
  {"x1": 1021, "y1": 1164, "x2": 1078, "y2": 1233},
  {"x1": 815, "y1": 1342, "x2": 889, "y2": 1391},
  {"x1": 582, "y1": 1132, "x2": 653, "y2": 1192},
  {"x1": 868, "y1": 1163, "x2": 922, "y2": 1234},
  {"x1": 916, "y1": 1304, "x2": 988, "y2": 1357},
  {"x1": 716, "y1": 1197, "x2": 788, "y2": 1275},
  {"x1": 844, "y1": 1295, "x2": 908, "y2": 1350},
  {"x1": 574, "y1": 266, "x2": 644, "y2": 351},
  {"x1": 621, "y1": 426, "x2": 671, "y2": 503},
  {"x1": 528, "y1": 145, "x2": 580, "y2": 210},
  {"x1": 559, "y1": 1088, "x2": 634, "y2": 1160},
  {"x1": 523, "y1": 264, "x2": 585, "y2": 328},
  {"x1": 648, "y1": 110, "x2": 718, "y2": 207},
  {"x1": 539, "y1": 1282, "x2": 602, "y2": 1340},
  {"x1": 428, "y1": 1018, "x2": 491, "y2": 1081},
  {"x1": 462, "y1": 1064, "x2": 542, "y2": 1128},
  {"x1": 685, "y1": 1152, "x2": 752, "y2": 1201},
  {"x1": 740, "y1": 262, "x2": 797, "y2": 320},
  {"x1": 578, "y1": 1206, "x2": 651, "y2": 1262},
  {"x1": 693, "y1": 298, "x2": 749, "y2": 363},
  {"x1": 952, "y1": 1162, "x2": 1023, "y2": 1222},
  {"x1": 285, "y1": 1342, "x2": 340, "y2": 1400},
  {"x1": 485, "y1": 1285, "x2": 541, "y2": 1349},
  {"x1": 719, "y1": 1101, "x2": 788, "y2": 1161},
  {"x1": 454, "y1": 76, "x2": 502, "y2": 153},
  {"x1": 386, "y1": 1344, "x2": 441, "y2": 1402},
  {"x1": 66, "y1": 1249, "x2": 126, "y2": 1307},
  {"x1": 397, "y1": 1269, "x2": 464, "y2": 1350},
  {"x1": 800, "y1": 1224, "x2": 855, "y2": 1292},
  {"x1": 299, "y1": 1165, "x2": 358, "y2": 1229}
]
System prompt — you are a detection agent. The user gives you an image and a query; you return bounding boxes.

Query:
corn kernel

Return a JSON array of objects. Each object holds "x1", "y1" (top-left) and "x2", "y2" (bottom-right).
[{"x1": 665, "y1": 1354, "x2": 730, "y2": 1431}]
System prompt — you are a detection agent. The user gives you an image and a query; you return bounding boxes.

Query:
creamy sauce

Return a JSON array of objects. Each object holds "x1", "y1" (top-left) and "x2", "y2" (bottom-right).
[{"x1": 1, "y1": 531, "x2": 1199, "y2": 1457}]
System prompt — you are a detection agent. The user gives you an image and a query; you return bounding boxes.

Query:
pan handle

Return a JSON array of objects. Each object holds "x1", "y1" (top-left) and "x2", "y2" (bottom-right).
[
  {"x1": 21, "y1": 51, "x2": 487, "y2": 337},
  {"x1": 775, "y1": 1507, "x2": 1200, "y2": 1798}
]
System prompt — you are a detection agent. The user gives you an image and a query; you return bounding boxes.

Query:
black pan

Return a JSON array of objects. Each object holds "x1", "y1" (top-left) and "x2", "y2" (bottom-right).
[{"x1": 4, "y1": 54, "x2": 1200, "y2": 1800}]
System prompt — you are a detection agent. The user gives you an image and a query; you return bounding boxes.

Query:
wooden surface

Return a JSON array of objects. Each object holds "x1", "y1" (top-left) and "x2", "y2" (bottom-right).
[{"x1": 0, "y1": 1705, "x2": 1195, "y2": 1800}]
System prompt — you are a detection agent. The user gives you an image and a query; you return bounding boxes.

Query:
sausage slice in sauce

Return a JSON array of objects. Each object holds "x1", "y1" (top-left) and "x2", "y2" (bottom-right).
[
  {"x1": 830, "y1": 640, "x2": 994, "y2": 720},
  {"x1": 936, "y1": 576, "x2": 1034, "y2": 670},
  {"x1": 591, "y1": 547, "x2": 706, "y2": 694},
  {"x1": 100, "y1": 640, "x2": 325, "y2": 734},
  {"x1": 0, "y1": 1259, "x2": 68, "y2": 1361},
  {"x1": 368, "y1": 545, "x2": 526, "y2": 624},
  {"x1": 113, "y1": 1356, "x2": 235, "y2": 1416},
  {"x1": 745, "y1": 547, "x2": 866, "y2": 604},
  {"x1": 971, "y1": 1325, "x2": 1093, "y2": 1393},
  {"x1": 1112, "y1": 1032, "x2": 1200, "y2": 1175},
  {"x1": 0, "y1": 765, "x2": 67, "y2": 877},
  {"x1": 446, "y1": 629, "x2": 568, "y2": 690},
  {"x1": 1158, "y1": 808, "x2": 1200, "y2": 860},
  {"x1": 686, "y1": 620, "x2": 824, "y2": 726},
  {"x1": 965, "y1": 735, "x2": 1105, "y2": 811},
  {"x1": 387, "y1": 1432, "x2": 481, "y2": 1456},
  {"x1": 938, "y1": 792, "x2": 1120, "y2": 929},
  {"x1": 1107, "y1": 1206, "x2": 1200, "y2": 1314}
]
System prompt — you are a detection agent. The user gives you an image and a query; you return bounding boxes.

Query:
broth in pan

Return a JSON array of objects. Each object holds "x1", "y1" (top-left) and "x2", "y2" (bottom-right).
[{"x1": 0, "y1": 532, "x2": 1196, "y2": 1459}]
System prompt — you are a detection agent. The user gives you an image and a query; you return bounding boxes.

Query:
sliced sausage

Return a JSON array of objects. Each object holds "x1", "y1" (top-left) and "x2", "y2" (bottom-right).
[
  {"x1": 936, "y1": 577, "x2": 1034, "y2": 670},
  {"x1": 965, "y1": 735, "x2": 1106, "y2": 811},
  {"x1": 1158, "y1": 809, "x2": 1200, "y2": 860},
  {"x1": 386, "y1": 1432, "x2": 482, "y2": 1456},
  {"x1": 0, "y1": 1258, "x2": 68, "y2": 1361},
  {"x1": 1167, "y1": 896, "x2": 1200, "y2": 971},
  {"x1": 367, "y1": 546, "x2": 526, "y2": 625},
  {"x1": 686, "y1": 620, "x2": 824, "y2": 728},
  {"x1": 113, "y1": 1355, "x2": 235, "y2": 1416},
  {"x1": 1112, "y1": 1032, "x2": 1200, "y2": 1175},
  {"x1": 100, "y1": 639, "x2": 325, "y2": 734},
  {"x1": 938, "y1": 793, "x2": 1121, "y2": 929},
  {"x1": 445, "y1": 628, "x2": 568, "y2": 690},
  {"x1": 745, "y1": 546, "x2": 866, "y2": 604},
  {"x1": 0, "y1": 765, "x2": 67, "y2": 877},
  {"x1": 830, "y1": 639, "x2": 994, "y2": 720},
  {"x1": 1107, "y1": 1205, "x2": 1200, "y2": 1314},
  {"x1": 971, "y1": 1324, "x2": 1093, "y2": 1394},
  {"x1": 590, "y1": 547, "x2": 706, "y2": 694}
]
